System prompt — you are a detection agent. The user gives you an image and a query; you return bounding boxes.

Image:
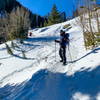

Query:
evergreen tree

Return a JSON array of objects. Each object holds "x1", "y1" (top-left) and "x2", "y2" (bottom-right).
[{"x1": 47, "y1": 4, "x2": 61, "y2": 25}]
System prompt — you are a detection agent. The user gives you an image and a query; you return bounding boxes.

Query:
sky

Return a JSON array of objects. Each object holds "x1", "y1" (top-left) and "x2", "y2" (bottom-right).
[{"x1": 17, "y1": 0, "x2": 77, "y2": 17}]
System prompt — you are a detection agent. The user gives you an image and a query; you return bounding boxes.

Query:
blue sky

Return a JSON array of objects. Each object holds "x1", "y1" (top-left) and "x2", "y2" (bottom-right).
[{"x1": 17, "y1": 0, "x2": 77, "y2": 17}]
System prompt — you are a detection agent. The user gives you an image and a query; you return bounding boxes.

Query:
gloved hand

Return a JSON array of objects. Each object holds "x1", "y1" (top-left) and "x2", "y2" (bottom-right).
[
  {"x1": 55, "y1": 40, "x2": 57, "y2": 42},
  {"x1": 55, "y1": 40, "x2": 60, "y2": 43}
]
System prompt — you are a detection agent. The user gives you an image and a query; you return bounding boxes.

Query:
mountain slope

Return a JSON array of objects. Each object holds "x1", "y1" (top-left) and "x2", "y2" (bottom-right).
[
  {"x1": 0, "y1": 18, "x2": 100, "y2": 100},
  {"x1": 0, "y1": 0, "x2": 21, "y2": 13}
]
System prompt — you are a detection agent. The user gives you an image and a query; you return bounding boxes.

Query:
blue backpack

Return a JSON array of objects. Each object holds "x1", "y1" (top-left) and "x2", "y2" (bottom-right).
[{"x1": 61, "y1": 33, "x2": 69, "y2": 46}]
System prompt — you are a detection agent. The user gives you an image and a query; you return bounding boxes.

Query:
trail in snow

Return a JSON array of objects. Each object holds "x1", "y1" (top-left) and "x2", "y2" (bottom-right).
[{"x1": 0, "y1": 34, "x2": 78, "y2": 97}]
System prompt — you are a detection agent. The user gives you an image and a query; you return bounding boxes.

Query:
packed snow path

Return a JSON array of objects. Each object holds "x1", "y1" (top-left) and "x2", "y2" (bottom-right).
[{"x1": 0, "y1": 18, "x2": 100, "y2": 100}]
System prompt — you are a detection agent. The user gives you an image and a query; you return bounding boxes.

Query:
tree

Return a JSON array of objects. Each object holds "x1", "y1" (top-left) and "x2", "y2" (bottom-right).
[
  {"x1": 76, "y1": 0, "x2": 100, "y2": 49},
  {"x1": 8, "y1": 6, "x2": 30, "y2": 40},
  {"x1": 47, "y1": 4, "x2": 62, "y2": 25},
  {"x1": 0, "y1": 11, "x2": 9, "y2": 42}
]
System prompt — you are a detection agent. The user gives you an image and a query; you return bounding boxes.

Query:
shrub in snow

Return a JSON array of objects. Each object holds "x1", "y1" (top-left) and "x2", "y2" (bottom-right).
[
  {"x1": 22, "y1": 50, "x2": 26, "y2": 59},
  {"x1": 5, "y1": 43, "x2": 13, "y2": 55},
  {"x1": 63, "y1": 24, "x2": 71, "y2": 29},
  {"x1": 11, "y1": 41, "x2": 15, "y2": 49}
]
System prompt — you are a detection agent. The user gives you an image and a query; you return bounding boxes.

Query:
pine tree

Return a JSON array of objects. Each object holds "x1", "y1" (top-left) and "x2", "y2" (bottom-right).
[{"x1": 47, "y1": 4, "x2": 61, "y2": 25}]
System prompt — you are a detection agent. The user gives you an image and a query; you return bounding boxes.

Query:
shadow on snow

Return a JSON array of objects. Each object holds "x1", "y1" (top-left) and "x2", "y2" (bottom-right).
[
  {"x1": 26, "y1": 36, "x2": 59, "y2": 42},
  {"x1": 72, "y1": 47, "x2": 100, "y2": 63},
  {"x1": 0, "y1": 65, "x2": 100, "y2": 100},
  {"x1": 0, "y1": 44, "x2": 40, "y2": 60},
  {"x1": 0, "y1": 36, "x2": 59, "y2": 60}
]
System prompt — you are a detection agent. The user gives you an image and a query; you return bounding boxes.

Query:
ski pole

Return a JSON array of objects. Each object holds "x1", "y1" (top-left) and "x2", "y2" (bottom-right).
[
  {"x1": 68, "y1": 44, "x2": 72, "y2": 62},
  {"x1": 55, "y1": 42, "x2": 56, "y2": 62}
]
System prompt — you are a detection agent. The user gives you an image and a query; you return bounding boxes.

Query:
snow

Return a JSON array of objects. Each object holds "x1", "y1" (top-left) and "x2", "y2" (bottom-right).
[{"x1": 0, "y1": 17, "x2": 100, "y2": 100}]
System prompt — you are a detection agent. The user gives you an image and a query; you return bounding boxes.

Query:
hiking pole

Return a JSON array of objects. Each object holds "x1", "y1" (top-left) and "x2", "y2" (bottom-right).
[
  {"x1": 55, "y1": 42, "x2": 57, "y2": 62},
  {"x1": 67, "y1": 44, "x2": 72, "y2": 62}
]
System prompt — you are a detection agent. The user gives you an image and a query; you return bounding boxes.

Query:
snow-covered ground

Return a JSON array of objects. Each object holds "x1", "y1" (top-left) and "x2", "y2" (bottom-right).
[{"x1": 0, "y1": 18, "x2": 100, "y2": 100}]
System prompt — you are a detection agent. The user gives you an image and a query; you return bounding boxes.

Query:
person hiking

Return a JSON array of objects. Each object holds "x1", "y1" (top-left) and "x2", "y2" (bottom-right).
[{"x1": 55, "y1": 30, "x2": 69, "y2": 65}]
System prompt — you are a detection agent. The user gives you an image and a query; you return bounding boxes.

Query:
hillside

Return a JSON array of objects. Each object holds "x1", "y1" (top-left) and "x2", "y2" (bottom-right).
[
  {"x1": 0, "y1": 18, "x2": 100, "y2": 100},
  {"x1": 0, "y1": 0, "x2": 21, "y2": 13},
  {"x1": 0, "y1": 0, "x2": 46, "y2": 28}
]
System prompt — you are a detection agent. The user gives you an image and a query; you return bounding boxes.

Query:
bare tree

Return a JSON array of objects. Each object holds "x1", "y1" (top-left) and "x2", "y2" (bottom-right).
[
  {"x1": 76, "y1": 0, "x2": 100, "y2": 49},
  {"x1": 8, "y1": 6, "x2": 30, "y2": 40}
]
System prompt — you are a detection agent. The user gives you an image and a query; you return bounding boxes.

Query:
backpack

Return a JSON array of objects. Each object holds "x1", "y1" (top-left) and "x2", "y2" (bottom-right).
[
  {"x1": 60, "y1": 33, "x2": 69, "y2": 46},
  {"x1": 65, "y1": 33, "x2": 70, "y2": 43}
]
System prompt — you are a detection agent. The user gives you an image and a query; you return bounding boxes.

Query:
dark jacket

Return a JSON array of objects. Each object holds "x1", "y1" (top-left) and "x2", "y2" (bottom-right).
[{"x1": 55, "y1": 33, "x2": 69, "y2": 47}]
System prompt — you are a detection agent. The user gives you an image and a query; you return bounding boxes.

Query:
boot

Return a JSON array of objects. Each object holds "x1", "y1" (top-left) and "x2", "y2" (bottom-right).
[
  {"x1": 63, "y1": 62, "x2": 67, "y2": 65},
  {"x1": 60, "y1": 60, "x2": 63, "y2": 62}
]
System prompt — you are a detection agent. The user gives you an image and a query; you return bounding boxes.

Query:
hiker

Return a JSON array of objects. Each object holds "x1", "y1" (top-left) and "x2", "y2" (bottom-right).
[
  {"x1": 29, "y1": 32, "x2": 32, "y2": 36},
  {"x1": 55, "y1": 30, "x2": 69, "y2": 65}
]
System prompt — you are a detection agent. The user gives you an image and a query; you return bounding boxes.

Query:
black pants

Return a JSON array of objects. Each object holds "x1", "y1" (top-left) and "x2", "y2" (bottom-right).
[{"x1": 59, "y1": 46, "x2": 66, "y2": 63}]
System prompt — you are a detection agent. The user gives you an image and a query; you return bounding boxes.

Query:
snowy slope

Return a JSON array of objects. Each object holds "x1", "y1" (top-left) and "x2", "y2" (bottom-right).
[{"x1": 0, "y1": 18, "x2": 100, "y2": 100}]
